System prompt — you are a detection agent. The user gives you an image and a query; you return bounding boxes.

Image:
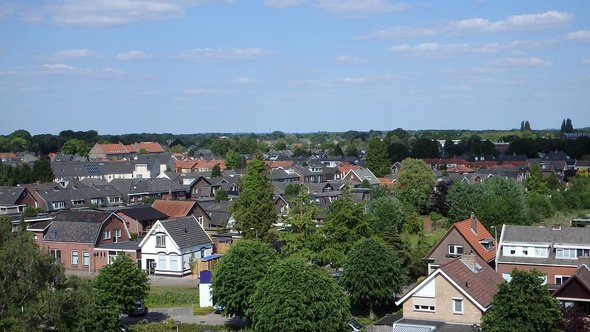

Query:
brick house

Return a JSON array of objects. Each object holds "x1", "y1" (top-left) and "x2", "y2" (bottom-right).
[
  {"x1": 395, "y1": 255, "x2": 503, "y2": 327},
  {"x1": 0, "y1": 186, "x2": 37, "y2": 215},
  {"x1": 496, "y1": 224, "x2": 590, "y2": 285},
  {"x1": 116, "y1": 205, "x2": 168, "y2": 236},
  {"x1": 553, "y1": 265, "x2": 590, "y2": 315},
  {"x1": 425, "y1": 215, "x2": 497, "y2": 274},
  {"x1": 28, "y1": 210, "x2": 137, "y2": 272}
]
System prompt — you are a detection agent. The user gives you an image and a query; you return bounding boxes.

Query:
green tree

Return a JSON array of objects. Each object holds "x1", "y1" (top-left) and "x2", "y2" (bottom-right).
[
  {"x1": 526, "y1": 162, "x2": 547, "y2": 193},
  {"x1": 214, "y1": 187, "x2": 229, "y2": 202},
  {"x1": 446, "y1": 181, "x2": 485, "y2": 221},
  {"x1": 249, "y1": 258, "x2": 350, "y2": 332},
  {"x1": 411, "y1": 138, "x2": 439, "y2": 159},
  {"x1": 332, "y1": 143, "x2": 344, "y2": 157},
  {"x1": 481, "y1": 269, "x2": 562, "y2": 332},
  {"x1": 225, "y1": 150, "x2": 246, "y2": 169},
  {"x1": 340, "y1": 238, "x2": 405, "y2": 318},
  {"x1": 211, "y1": 240, "x2": 278, "y2": 319},
  {"x1": 283, "y1": 183, "x2": 302, "y2": 198},
  {"x1": 229, "y1": 159, "x2": 277, "y2": 240},
  {"x1": 525, "y1": 192, "x2": 555, "y2": 223},
  {"x1": 525, "y1": 121, "x2": 531, "y2": 131},
  {"x1": 211, "y1": 163, "x2": 222, "y2": 177},
  {"x1": 93, "y1": 254, "x2": 149, "y2": 315},
  {"x1": 565, "y1": 174, "x2": 590, "y2": 209},
  {"x1": 566, "y1": 118, "x2": 574, "y2": 133},
  {"x1": 319, "y1": 192, "x2": 370, "y2": 268},
  {"x1": 477, "y1": 177, "x2": 526, "y2": 228},
  {"x1": 394, "y1": 158, "x2": 435, "y2": 214},
  {"x1": 60, "y1": 138, "x2": 89, "y2": 156},
  {"x1": 344, "y1": 144, "x2": 358, "y2": 157},
  {"x1": 366, "y1": 196, "x2": 405, "y2": 235},
  {"x1": 280, "y1": 190, "x2": 318, "y2": 260},
  {"x1": 366, "y1": 136, "x2": 391, "y2": 177},
  {"x1": 561, "y1": 119, "x2": 567, "y2": 133}
]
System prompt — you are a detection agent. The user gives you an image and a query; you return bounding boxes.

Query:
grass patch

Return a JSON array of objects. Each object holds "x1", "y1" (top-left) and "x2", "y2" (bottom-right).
[
  {"x1": 193, "y1": 306, "x2": 213, "y2": 315},
  {"x1": 540, "y1": 209, "x2": 590, "y2": 226},
  {"x1": 145, "y1": 286, "x2": 199, "y2": 308},
  {"x1": 130, "y1": 321, "x2": 227, "y2": 332}
]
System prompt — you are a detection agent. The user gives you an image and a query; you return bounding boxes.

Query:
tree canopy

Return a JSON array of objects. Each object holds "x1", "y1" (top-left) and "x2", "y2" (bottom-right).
[
  {"x1": 211, "y1": 240, "x2": 278, "y2": 319},
  {"x1": 481, "y1": 269, "x2": 562, "y2": 332},
  {"x1": 229, "y1": 159, "x2": 277, "y2": 240},
  {"x1": 366, "y1": 136, "x2": 391, "y2": 177},
  {"x1": 394, "y1": 158, "x2": 436, "y2": 214},
  {"x1": 249, "y1": 258, "x2": 350, "y2": 332}
]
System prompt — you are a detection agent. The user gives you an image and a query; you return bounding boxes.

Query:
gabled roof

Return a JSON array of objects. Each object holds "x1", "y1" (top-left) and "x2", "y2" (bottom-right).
[
  {"x1": 396, "y1": 256, "x2": 502, "y2": 311},
  {"x1": 152, "y1": 199, "x2": 196, "y2": 218},
  {"x1": 345, "y1": 168, "x2": 380, "y2": 185},
  {"x1": 0, "y1": 186, "x2": 26, "y2": 205},
  {"x1": 98, "y1": 143, "x2": 130, "y2": 154},
  {"x1": 426, "y1": 217, "x2": 496, "y2": 262},
  {"x1": 117, "y1": 206, "x2": 168, "y2": 221},
  {"x1": 42, "y1": 210, "x2": 119, "y2": 244},
  {"x1": 175, "y1": 160, "x2": 199, "y2": 170},
  {"x1": 553, "y1": 265, "x2": 590, "y2": 298},
  {"x1": 139, "y1": 216, "x2": 212, "y2": 249},
  {"x1": 135, "y1": 142, "x2": 165, "y2": 153}
]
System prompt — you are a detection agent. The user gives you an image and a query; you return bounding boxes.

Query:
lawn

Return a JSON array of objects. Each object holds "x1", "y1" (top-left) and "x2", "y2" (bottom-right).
[
  {"x1": 145, "y1": 286, "x2": 199, "y2": 308},
  {"x1": 540, "y1": 209, "x2": 590, "y2": 226}
]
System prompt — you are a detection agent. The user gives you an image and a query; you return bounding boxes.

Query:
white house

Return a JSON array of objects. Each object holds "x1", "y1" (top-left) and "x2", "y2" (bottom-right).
[{"x1": 139, "y1": 215, "x2": 213, "y2": 277}]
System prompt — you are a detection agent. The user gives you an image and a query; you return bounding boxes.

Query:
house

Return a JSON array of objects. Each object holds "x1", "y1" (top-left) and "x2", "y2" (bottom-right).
[
  {"x1": 115, "y1": 205, "x2": 168, "y2": 236},
  {"x1": 197, "y1": 200, "x2": 233, "y2": 228},
  {"x1": 88, "y1": 143, "x2": 133, "y2": 160},
  {"x1": 183, "y1": 175, "x2": 212, "y2": 199},
  {"x1": 138, "y1": 216, "x2": 213, "y2": 276},
  {"x1": 28, "y1": 210, "x2": 137, "y2": 272},
  {"x1": 342, "y1": 168, "x2": 380, "y2": 187},
  {"x1": 395, "y1": 255, "x2": 503, "y2": 326},
  {"x1": 425, "y1": 215, "x2": 497, "y2": 274},
  {"x1": 0, "y1": 186, "x2": 37, "y2": 215},
  {"x1": 152, "y1": 199, "x2": 199, "y2": 218},
  {"x1": 553, "y1": 265, "x2": 590, "y2": 315},
  {"x1": 108, "y1": 178, "x2": 188, "y2": 204},
  {"x1": 133, "y1": 142, "x2": 165, "y2": 155},
  {"x1": 496, "y1": 224, "x2": 590, "y2": 285},
  {"x1": 26, "y1": 182, "x2": 123, "y2": 212},
  {"x1": 293, "y1": 164, "x2": 326, "y2": 183}
]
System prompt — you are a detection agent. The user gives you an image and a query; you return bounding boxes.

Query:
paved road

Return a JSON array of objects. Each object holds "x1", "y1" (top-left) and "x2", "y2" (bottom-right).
[
  {"x1": 120, "y1": 306, "x2": 247, "y2": 328},
  {"x1": 65, "y1": 269, "x2": 200, "y2": 287}
]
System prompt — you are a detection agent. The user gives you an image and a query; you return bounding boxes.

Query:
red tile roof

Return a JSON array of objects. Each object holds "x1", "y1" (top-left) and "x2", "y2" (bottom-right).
[
  {"x1": 453, "y1": 217, "x2": 497, "y2": 262},
  {"x1": 195, "y1": 160, "x2": 226, "y2": 170},
  {"x1": 175, "y1": 160, "x2": 199, "y2": 170},
  {"x1": 440, "y1": 256, "x2": 503, "y2": 308},
  {"x1": 447, "y1": 165, "x2": 475, "y2": 173},
  {"x1": 337, "y1": 162, "x2": 361, "y2": 174},
  {"x1": 125, "y1": 145, "x2": 137, "y2": 153},
  {"x1": 264, "y1": 161, "x2": 296, "y2": 169},
  {"x1": 152, "y1": 200, "x2": 196, "y2": 218},
  {"x1": 377, "y1": 177, "x2": 395, "y2": 189},
  {"x1": 135, "y1": 142, "x2": 165, "y2": 153},
  {"x1": 99, "y1": 143, "x2": 129, "y2": 154}
]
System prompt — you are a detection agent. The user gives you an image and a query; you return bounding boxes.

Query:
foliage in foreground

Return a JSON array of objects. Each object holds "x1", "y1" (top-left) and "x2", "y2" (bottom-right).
[{"x1": 249, "y1": 258, "x2": 350, "y2": 332}]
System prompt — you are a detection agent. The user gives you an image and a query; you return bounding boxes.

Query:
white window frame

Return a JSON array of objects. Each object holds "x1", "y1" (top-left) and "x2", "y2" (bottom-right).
[
  {"x1": 114, "y1": 229, "x2": 121, "y2": 238},
  {"x1": 452, "y1": 298, "x2": 464, "y2": 314},
  {"x1": 555, "y1": 275, "x2": 571, "y2": 285},
  {"x1": 52, "y1": 201, "x2": 65, "y2": 210},
  {"x1": 158, "y1": 253, "x2": 167, "y2": 271},
  {"x1": 71, "y1": 251, "x2": 79, "y2": 265},
  {"x1": 90, "y1": 198, "x2": 102, "y2": 205},
  {"x1": 169, "y1": 254, "x2": 179, "y2": 271},
  {"x1": 413, "y1": 305, "x2": 435, "y2": 312},
  {"x1": 82, "y1": 252, "x2": 90, "y2": 266},
  {"x1": 103, "y1": 230, "x2": 111, "y2": 240},
  {"x1": 556, "y1": 248, "x2": 577, "y2": 260},
  {"x1": 448, "y1": 245, "x2": 464, "y2": 256},
  {"x1": 156, "y1": 235, "x2": 166, "y2": 248}
]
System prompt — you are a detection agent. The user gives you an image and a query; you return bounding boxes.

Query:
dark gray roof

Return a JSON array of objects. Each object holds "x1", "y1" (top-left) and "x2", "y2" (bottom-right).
[
  {"x1": 117, "y1": 206, "x2": 167, "y2": 221},
  {"x1": 392, "y1": 319, "x2": 474, "y2": 332},
  {"x1": 197, "y1": 201, "x2": 231, "y2": 227},
  {"x1": 30, "y1": 182, "x2": 122, "y2": 210},
  {"x1": 52, "y1": 209, "x2": 113, "y2": 223},
  {"x1": 160, "y1": 216, "x2": 212, "y2": 248},
  {"x1": 0, "y1": 186, "x2": 25, "y2": 205},
  {"x1": 96, "y1": 240, "x2": 141, "y2": 251},
  {"x1": 109, "y1": 178, "x2": 187, "y2": 196},
  {"x1": 44, "y1": 221, "x2": 101, "y2": 243}
]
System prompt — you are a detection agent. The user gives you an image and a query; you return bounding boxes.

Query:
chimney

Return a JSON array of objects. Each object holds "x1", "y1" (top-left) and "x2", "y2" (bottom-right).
[
  {"x1": 471, "y1": 213, "x2": 477, "y2": 235},
  {"x1": 462, "y1": 254, "x2": 478, "y2": 272}
]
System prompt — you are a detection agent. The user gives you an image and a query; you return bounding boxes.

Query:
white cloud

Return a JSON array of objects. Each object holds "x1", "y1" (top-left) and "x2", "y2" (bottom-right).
[
  {"x1": 449, "y1": 11, "x2": 573, "y2": 32},
  {"x1": 338, "y1": 77, "x2": 367, "y2": 84},
  {"x1": 388, "y1": 40, "x2": 557, "y2": 55},
  {"x1": 231, "y1": 77, "x2": 257, "y2": 85},
  {"x1": 42, "y1": 63, "x2": 81, "y2": 72},
  {"x1": 264, "y1": 0, "x2": 307, "y2": 8},
  {"x1": 581, "y1": 59, "x2": 590, "y2": 65},
  {"x1": 116, "y1": 50, "x2": 150, "y2": 60},
  {"x1": 23, "y1": 0, "x2": 217, "y2": 27},
  {"x1": 334, "y1": 55, "x2": 372, "y2": 64},
  {"x1": 564, "y1": 30, "x2": 590, "y2": 41},
  {"x1": 364, "y1": 11, "x2": 573, "y2": 39},
  {"x1": 39, "y1": 63, "x2": 125, "y2": 75},
  {"x1": 51, "y1": 49, "x2": 98, "y2": 59},
  {"x1": 500, "y1": 57, "x2": 551, "y2": 66},
  {"x1": 314, "y1": 0, "x2": 409, "y2": 16},
  {"x1": 179, "y1": 48, "x2": 271, "y2": 63},
  {"x1": 0, "y1": 2, "x2": 17, "y2": 18}
]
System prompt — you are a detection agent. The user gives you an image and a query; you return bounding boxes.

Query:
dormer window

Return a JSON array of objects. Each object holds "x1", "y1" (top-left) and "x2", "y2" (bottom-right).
[
  {"x1": 156, "y1": 235, "x2": 166, "y2": 248},
  {"x1": 52, "y1": 201, "x2": 65, "y2": 210},
  {"x1": 448, "y1": 245, "x2": 464, "y2": 256}
]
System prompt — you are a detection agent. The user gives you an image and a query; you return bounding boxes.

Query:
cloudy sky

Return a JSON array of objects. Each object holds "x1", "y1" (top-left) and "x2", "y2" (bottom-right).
[{"x1": 1, "y1": 0, "x2": 589, "y2": 134}]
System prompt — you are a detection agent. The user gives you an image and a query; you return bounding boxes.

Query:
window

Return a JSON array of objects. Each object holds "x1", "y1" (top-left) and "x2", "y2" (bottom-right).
[
  {"x1": 534, "y1": 247, "x2": 549, "y2": 257},
  {"x1": 71, "y1": 199, "x2": 84, "y2": 206},
  {"x1": 90, "y1": 198, "x2": 102, "y2": 205},
  {"x1": 413, "y1": 305, "x2": 435, "y2": 312},
  {"x1": 71, "y1": 251, "x2": 79, "y2": 265},
  {"x1": 556, "y1": 275, "x2": 570, "y2": 285},
  {"x1": 448, "y1": 245, "x2": 464, "y2": 256},
  {"x1": 156, "y1": 235, "x2": 166, "y2": 248},
  {"x1": 158, "y1": 253, "x2": 167, "y2": 270},
  {"x1": 556, "y1": 248, "x2": 577, "y2": 259},
  {"x1": 50, "y1": 249, "x2": 61, "y2": 260},
  {"x1": 108, "y1": 196, "x2": 121, "y2": 204},
  {"x1": 452, "y1": 299, "x2": 464, "y2": 314},
  {"x1": 52, "y1": 201, "x2": 65, "y2": 210},
  {"x1": 170, "y1": 254, "x2": 178, "y2": 271},
  {"x1": 502, "y1": 273, "x2": 512, "y2": 282},
  {"x1": 103, "y1": 230, "x2": 111, "y2": 240},
  {"x1": 577, "y1": 249, "x2": 590, "y2": 257},
  {"x1": 200, "y1": 247, "x2": 206, "y2": 258},
  {"x1": 82, "y1": 252, "x2": 90, "y2": 266},
  {"x1": 114, "y1": 229, "x2": 121, "y2": 238}
]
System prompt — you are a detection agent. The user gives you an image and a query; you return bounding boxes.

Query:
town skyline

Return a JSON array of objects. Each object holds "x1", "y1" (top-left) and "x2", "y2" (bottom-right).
[{"x1": 1, "y1": 0, "x2": 589, "y2": 135}]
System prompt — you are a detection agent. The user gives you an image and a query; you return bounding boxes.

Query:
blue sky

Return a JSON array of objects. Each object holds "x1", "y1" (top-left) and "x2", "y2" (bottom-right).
[{"x1": 1, "y1": 0, "x2": 589, "y2": 135}]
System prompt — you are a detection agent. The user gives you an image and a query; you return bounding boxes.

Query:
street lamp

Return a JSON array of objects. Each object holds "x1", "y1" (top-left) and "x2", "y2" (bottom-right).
[
  {"x1": 175, "y1": 320, "x2": 180, "y2": 332},
  {"x1": 250, "y1": 227, "x2": 258, "y2": 240}
]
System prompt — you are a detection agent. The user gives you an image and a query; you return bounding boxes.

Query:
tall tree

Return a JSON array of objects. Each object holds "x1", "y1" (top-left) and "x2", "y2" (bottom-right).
[
  {"x1": 566, "y1": 118, "x2": 574, "y2": 133},
  {"x1": 526, "y1": 162, "x2": 547, "y2": 194},
  {"x1": 332, "y1": 143, "x2": 344, "y2": 157},
  {"x1": 366, "y1": 196, "x2": 405, "y2": 235},
  {"x1": 445, "y1": 181, "x2": 485, "y2": 221},
  {"x1": 561, "y1": 119, "x2": 567, "y2": 133},
  {"x1": 520, "y1": 121, "x2": 525, "y2": 131},
  {"x1": 366, "y1": 136, "x2": 391, "y2": 177},
  {"x1": 211, "y1": 163, "x2": 222, "y2": 177},
  {"x1": 60, "y1": 138, "x2": 90, "y2": 156},
  {"x1": 229, "y1": 159, "x2": 276, "y2": 240},
  {"x1": 93, "y1": 255, "x2": 149, "y2": 315},
  {"x1": 211, "y1": 240, "x2": 277, "y2": 319},
  {"x1": 394, "y1": 158, "x2": 436, "y2": 214},
  {"x1": 387, "y1": 142, "x2": 410, "y2": 163},
  {"x1": 524, "y1": 121, "x2": 531, "y2": 131},
  {"x1": 481, "y1": 269, "x2": 562, "y2": 332},
  {"x1": 340, "y1": 238, "x2": 406, "y2": 318},
  {"x1": 410, "y1": 138, "x2": 439, "y2": 159},
  {"x1": 249, "y1": 258, "x2": 350, "y2": 332},
  {"x1": 225, "y1": 150, "x2": 246, "y2": 169},
  {"x1": 477, "y1": 177, "x2": 527, "y2": 227},
  {"x1": 280, "y1": 190, "x2": 319, "y2": 260}
]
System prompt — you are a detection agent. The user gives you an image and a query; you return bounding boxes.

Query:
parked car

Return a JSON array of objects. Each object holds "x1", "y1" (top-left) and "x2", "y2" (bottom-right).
[
  {"x1": 129, "y1": 300, "x2": 148, "y2": 316},
  {"x1": 213, "y1": 303, "x2": 224, "y2": 314},
  {"x1": 349, "y1": 317, "x2": 364, "y2": 332}
]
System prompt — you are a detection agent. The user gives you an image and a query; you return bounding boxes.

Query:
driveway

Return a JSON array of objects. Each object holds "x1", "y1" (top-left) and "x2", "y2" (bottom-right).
[{"x1": 120, "y1": 306, "x2": 247, "y2": 328}]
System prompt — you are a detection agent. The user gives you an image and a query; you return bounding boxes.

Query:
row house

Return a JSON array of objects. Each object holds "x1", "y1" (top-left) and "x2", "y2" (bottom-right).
[
  {"x1": 88, "y1": 142, "x2": 165, "y2": 160},
  {"x1": 0, "y1": 186, "x2": 36, "y2": 215},
  {"x1": 496, "y1": 224, "x2": 590, "y2": 286},
  {"x1": 25, "y1": 182, "x2": 123, "y2": 212},
  {"x1": 174, "y1": 159, "x2": 226, "y2": 174},
  {"x1": 425, "y1": 215, "x2": 497, "y2": 274},
  {"x1": 27, "y1": 210, "x2": 138, "y2": 272},
  {"x1": 109, "y1": 178, "x2": 188, "y2": 204}
]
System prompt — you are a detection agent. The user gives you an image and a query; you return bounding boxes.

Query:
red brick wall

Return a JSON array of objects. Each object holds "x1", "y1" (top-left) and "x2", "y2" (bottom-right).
[
  {"x1": 96, "y1": 216, "x2": 130, "y2": 246},
  {"x1": 497, "y1": 263, "x2": 578, "y2": 284}
]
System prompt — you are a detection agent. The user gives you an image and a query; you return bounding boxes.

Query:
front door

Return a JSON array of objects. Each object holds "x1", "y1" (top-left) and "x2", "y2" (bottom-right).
[{"x1": 146, "y1": 259, "x2": 155, "y2": 274}]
